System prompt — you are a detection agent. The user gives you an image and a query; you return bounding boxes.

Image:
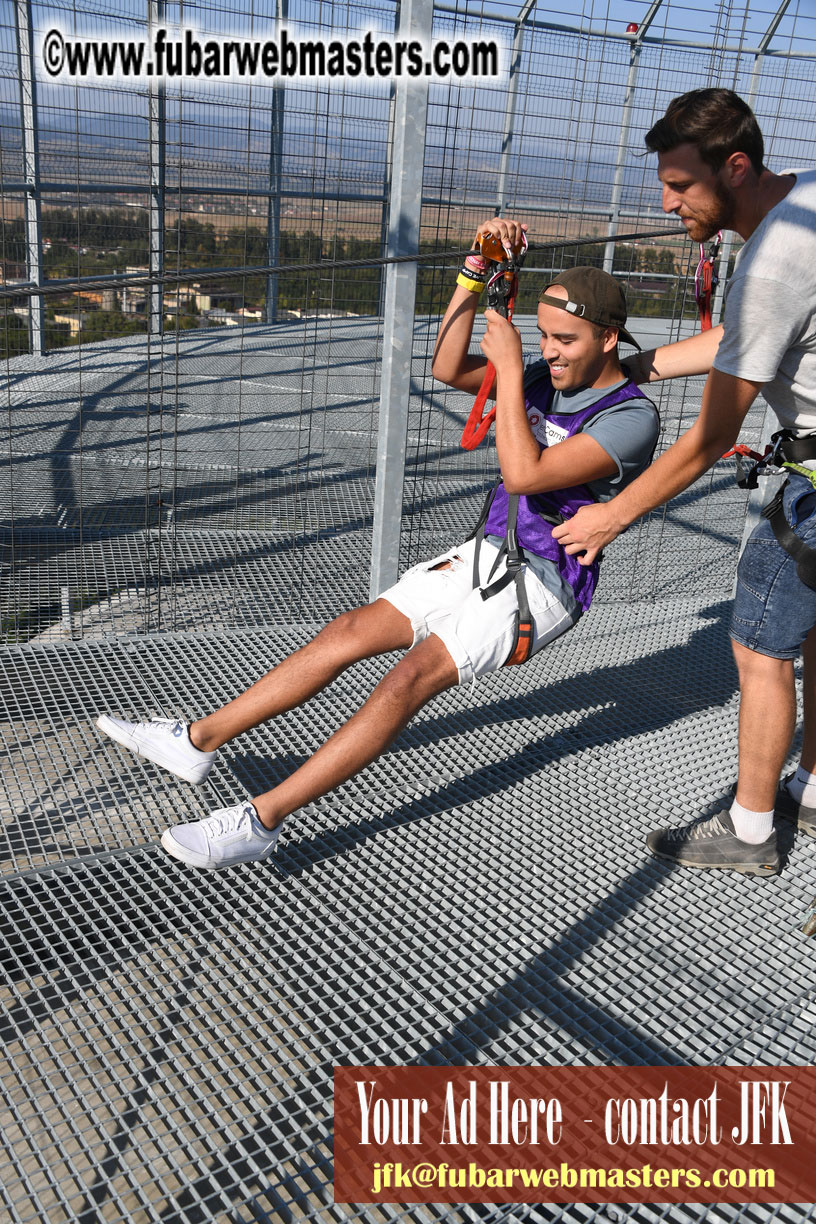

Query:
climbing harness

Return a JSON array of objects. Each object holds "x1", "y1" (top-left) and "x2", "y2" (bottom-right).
[
  {"x1": 694, "y1": 231, "x2": 721, "y2": 332},
  {"x1": 468, "y1": 485, "x2": 536, "y2": 666},
  {"x1": 460, "y1": 230, "x2": 528, "y2": 451},
  {"x1": 468, "y1": 375, "x2": 656, "y2": 666},
  {"x1": 728, "y1": 430, "x2": 816, "y2": 590},
  {"x1": 455, "y1": 227, "x2": 659, "y2": 665}
]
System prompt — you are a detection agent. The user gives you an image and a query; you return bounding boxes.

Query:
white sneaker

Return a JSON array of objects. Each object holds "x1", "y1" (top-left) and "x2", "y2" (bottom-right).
[
  {"x1": 95, "y1": 714, "x2": 216, "y2": 785},
  {"x1": 160, "y1": 802, "x2": 280, "y2": 868}
]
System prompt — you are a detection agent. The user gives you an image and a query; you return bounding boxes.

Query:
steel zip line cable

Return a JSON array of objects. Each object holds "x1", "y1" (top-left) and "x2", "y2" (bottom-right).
[{"x1": 0, "y1": 226, "x2": 683, "y2": 299}]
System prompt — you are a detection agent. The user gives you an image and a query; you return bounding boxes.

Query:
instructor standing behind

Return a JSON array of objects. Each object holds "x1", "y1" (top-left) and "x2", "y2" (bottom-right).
[{"x1": 554, "y1": 88, "x2": 816, "y2": 874}]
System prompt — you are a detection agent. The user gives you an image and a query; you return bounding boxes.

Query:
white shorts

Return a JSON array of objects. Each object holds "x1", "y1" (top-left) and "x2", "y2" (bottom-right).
[{"x1": 380, "y1": 536, "x2": 575, "y2": 686}]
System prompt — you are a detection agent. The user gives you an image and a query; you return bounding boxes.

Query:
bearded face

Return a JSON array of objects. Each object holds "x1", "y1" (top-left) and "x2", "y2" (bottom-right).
[
  {"x1": 657, "y1": 144, "x2": 738, "y2": 241},
  {"x1": 680, "y1": 176, "x2": 736, "y2": 241}
]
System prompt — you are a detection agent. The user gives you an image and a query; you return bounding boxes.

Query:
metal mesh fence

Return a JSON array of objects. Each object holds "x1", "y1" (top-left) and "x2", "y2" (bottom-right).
[
  {"x1": 4, "y1": 1, "x2": 816, "y2": 643},
  {"x1": 4, "y1": 1, "x2": 816, "y2": 642}
]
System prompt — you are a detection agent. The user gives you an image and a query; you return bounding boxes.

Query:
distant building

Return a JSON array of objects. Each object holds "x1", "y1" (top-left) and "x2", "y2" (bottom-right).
[
  {"x1": 121, "y1": 288, "x2": 146, "y2": 315},
  {"x1": 206, "y1": 308, "x2": 244, "y2": 326},
  {"x1": 52, "y1": 311, "x2": 88, "y2": 337}
]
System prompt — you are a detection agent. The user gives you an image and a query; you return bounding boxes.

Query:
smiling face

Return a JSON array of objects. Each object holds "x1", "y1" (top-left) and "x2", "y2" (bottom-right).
[
  {"x1": 657, "y1": 142, "x2": 737, "y2": 241},
  {"x1": 537, "y1": 289, "x2": 619, "y2": 391}
]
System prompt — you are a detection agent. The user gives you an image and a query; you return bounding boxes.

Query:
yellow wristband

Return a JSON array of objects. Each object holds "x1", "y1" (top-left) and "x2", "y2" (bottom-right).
[{"x1": 456, "y1": 272, "x2": 486, "y2": 294}]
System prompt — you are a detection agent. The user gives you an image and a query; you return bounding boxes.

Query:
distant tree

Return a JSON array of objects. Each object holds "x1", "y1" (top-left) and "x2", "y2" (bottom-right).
[{"x1": 0, "y1": 313, "x2": 28, "y2": 360}]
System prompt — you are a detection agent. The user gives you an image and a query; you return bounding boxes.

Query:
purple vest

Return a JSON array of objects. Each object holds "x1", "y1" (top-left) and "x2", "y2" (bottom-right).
[{"x1": 484, "y1": 376, "x2": 649, "y2": 612}]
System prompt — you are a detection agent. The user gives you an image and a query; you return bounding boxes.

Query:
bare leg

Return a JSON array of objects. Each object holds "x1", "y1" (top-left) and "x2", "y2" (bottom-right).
[
  {"x1": 251, "y1": 633, "x2": 459, "y2": 829},
  {"x1": 798, "y1": 625, "x2": 816, "y2": 773},
  {"x1": 732, "y1": 639, "x2": 797, "y2": 811},
  {"x1": 190, "y1": 599, "x2": 414, "y2": 752}
]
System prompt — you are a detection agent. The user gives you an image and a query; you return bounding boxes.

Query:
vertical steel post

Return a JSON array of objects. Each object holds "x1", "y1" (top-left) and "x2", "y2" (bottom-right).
[
  {"x1": 495, "y1": 0, "x2": 535, "y2": 217},
  {"x1": 15, "y1": 0, "x2": 43, "y2": 356},
  {"x1": 266, "y1": 0, "x2": 287, "y2": 323},
  {"x1": 369, "y1": 0, "x2": 432, "y2": 599},
  {"x1": 603, "y1": 0, "x2": 664, "y2": 275},
  {"x1": 712, "y1": 0, "x2": 791, "y2": 325},
  {"x1": 378, "y1": 85, "x2": 397, "y2": 317},
  {"x1": 731, "y1": 0, "x2": 792, "y2": 571},
  {"x1": 148, "y1": 0, "x2": 165, "y2": 336}
]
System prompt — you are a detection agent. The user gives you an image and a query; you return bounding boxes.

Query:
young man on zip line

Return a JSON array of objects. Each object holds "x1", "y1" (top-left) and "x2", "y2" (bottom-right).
[
  {"x1": 96, "y1": 227, "x2": 659, "y2": 869},
  {"x1": 554, "y1": 88, "x2": 816, "y2": 876}
]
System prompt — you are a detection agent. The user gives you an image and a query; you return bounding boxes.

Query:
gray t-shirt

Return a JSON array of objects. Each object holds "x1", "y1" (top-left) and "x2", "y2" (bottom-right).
[
  {"x1": 712, "y1": 169, "x2": 816, "y2": 435},
  {"x1": 488, "y1": 360, "x2": 659, "y2": 617}
]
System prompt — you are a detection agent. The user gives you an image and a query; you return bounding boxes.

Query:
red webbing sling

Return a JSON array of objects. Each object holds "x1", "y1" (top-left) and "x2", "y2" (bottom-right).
[
  {"x1": 460, "y1": 231, "x2": 527, "y2": 450},
  {"x1": 695, "y1": 230, "x2": 721, "y2": 332}
]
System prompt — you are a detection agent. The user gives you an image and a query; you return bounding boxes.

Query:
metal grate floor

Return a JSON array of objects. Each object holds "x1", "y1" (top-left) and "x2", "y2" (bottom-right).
[{"x1": 2, "y1": 598, "x2": 816, "y2": 1222}]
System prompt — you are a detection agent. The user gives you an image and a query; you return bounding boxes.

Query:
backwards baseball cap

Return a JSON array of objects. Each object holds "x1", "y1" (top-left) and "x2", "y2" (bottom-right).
[{"x1": 539, "y1": 266, "x2": 641, "y2": 351}]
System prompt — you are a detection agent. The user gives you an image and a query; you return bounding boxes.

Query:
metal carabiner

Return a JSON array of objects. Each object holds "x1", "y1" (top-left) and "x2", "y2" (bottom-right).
[
  {"x1": 694, "y1": 230, "x2": 721, "y2": 329},
  {"x1": 484, "y1": 232, "x2": 528, "y2": 318}
]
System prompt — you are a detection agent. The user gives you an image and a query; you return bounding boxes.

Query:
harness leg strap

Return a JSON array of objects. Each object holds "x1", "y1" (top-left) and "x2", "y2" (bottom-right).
[
  {"x1": 762, "y1": 483, "x2": 816, "y2": 591},
  {"x1": 505, "y1": 569, "x2": 534, "y2": 666},
  {"x1": 476, "y1": 494, "x2": 534, "y2": 666}
]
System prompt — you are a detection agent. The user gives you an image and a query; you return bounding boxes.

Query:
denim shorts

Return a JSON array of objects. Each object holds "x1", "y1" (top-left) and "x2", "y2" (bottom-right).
[{"x1": 731, "y1": 473, "x2": 816, "y2": 659}]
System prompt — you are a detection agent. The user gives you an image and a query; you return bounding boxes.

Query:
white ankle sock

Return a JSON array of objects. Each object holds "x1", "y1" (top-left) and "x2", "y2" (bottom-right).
[
  {"x1": 729, "y1": 799, "x2": 774, "y2": 844},
  {"x1": 786, "y1": 766, "x2": 816, "y2": 807}
]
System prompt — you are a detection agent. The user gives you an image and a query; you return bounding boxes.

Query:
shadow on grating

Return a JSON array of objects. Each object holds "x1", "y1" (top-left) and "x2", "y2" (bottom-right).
[
  {"x1": 2, "y1": 323, "x2": 813, "y2": 1222},
  {"x1": 2, "y1": 597, "x2": 816, "y2": 1222}
]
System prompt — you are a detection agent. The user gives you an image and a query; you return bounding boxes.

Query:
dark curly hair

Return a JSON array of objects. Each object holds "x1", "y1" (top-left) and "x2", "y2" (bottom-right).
[{"x1": 645, "y1": 89, "x2": 765, "y2": 176}]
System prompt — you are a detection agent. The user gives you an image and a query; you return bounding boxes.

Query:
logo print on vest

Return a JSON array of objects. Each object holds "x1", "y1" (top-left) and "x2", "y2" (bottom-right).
[{"x1": 529, "y1": 414, "x2": 568, "y2": 448}]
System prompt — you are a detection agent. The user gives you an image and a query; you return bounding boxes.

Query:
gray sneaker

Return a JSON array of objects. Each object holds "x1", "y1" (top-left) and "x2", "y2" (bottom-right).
[
  {"x1": 646, "y1": 809, "x2": 780, "y2": 875},
  {"x1": 775, "y1": 774, "x2": 816, "y2": 837}
]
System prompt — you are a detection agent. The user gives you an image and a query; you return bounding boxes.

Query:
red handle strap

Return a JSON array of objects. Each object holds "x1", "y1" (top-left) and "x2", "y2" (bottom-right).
[
  {"x1": 721, "y1": 443, "x2": 767, "y2": 461},
  {"x1": 459, "y1": 280, "x2": 517, "y2": 451},
  {"x1": 460, "y1": 363, "x2": 497, "y2": 450},
  {"x1": 694, "y1": 231, "x2": 721, "y2": 333}
]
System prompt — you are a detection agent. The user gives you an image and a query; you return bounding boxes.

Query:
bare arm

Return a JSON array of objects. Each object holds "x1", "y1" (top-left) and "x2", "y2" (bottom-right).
[
  {"x1": 552, "y1": 367, "x2": 762, "y2": 563},
  {"x1": 431, "y1": 216, "x2": 527, "y2": 394},
  {"x1": 625, "y1": 324, "x2": 723, "y2": 384},
  {"x1": 481, "y1": 310, "x2": 618, "y2": 495},
  {"x1": 431, "y1": 285, "x2": 492, "y2": 394}
]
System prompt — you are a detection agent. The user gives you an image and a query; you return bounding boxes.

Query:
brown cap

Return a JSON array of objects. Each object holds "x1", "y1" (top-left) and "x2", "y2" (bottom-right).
[{"x1": 539, "y1": 266, "x2": 641, "y2": 350}]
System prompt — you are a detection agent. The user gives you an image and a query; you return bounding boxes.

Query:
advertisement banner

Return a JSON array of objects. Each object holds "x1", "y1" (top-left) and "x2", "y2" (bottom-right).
[{"x1": 334, "y1": 1065, "x2": 816, "y2": 1204}]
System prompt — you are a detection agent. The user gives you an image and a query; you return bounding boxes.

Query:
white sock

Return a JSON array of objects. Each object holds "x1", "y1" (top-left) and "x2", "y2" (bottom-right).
[
  {"x1": 786, "y1": 766, "x2": 816, "y2": 807},
  {"x1": 729, "y1": 799, "x2": 774, "y2": 844}
]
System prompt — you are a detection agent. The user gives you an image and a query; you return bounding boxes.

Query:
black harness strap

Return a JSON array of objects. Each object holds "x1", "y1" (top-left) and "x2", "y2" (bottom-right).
[
  {"x1": 468, "y1": 485, "x2": 498, "y2": 591},
  {"x1": 762, "y1": 483, "x2": 816, "y2": 591},
  {"x1": 468, "y1": 470, "x2": 576, "y2": 666},
  {"x1": 776, "y1": 431, "x2": 816, "y2": 464},
  {"x1": 469, "y1": 489, "x2": 536, "y2": 666}
]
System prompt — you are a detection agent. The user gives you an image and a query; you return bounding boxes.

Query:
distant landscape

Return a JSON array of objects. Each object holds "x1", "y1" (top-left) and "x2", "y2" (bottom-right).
[{"x1": 1, "y1": 117, "x2": 703, "y2": 359}]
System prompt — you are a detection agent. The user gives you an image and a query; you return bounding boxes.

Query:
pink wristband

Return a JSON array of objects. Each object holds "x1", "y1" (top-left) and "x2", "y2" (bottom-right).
[{"x1": 464, "y1": 253, "x2": 488, "y2": 273}]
